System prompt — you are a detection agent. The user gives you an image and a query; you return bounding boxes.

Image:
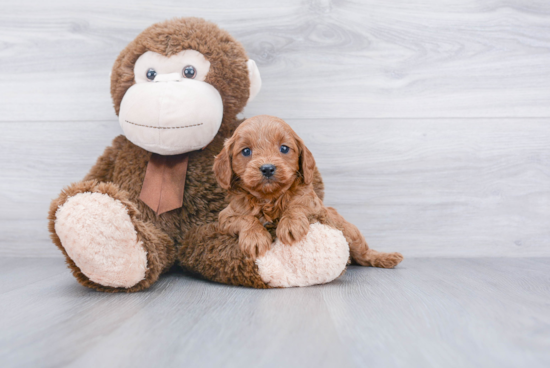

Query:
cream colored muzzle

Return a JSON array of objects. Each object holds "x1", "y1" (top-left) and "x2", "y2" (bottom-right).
[{"x1": 118, "y1": 73, "x2": 224, "y2": 155}]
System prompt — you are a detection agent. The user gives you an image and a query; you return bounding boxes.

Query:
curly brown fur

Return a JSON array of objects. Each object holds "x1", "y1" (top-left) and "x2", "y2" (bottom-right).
[{"x1": 213, "y1": 115, "x2": 404, "y2": 268}]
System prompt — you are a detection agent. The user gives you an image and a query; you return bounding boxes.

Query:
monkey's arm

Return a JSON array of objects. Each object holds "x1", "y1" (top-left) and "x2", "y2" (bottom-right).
[{"x1": 82, "y1": 135, "x2": 125, "y2": 183}]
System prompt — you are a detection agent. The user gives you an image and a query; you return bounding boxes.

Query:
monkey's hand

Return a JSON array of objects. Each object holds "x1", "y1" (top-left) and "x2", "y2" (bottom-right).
[{"x1": 277, "y1": 213, "x2": 310, "y2": 245}]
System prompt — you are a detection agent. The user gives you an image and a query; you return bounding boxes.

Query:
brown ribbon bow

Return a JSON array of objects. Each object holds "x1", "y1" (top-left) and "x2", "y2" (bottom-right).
[{"x1": 139, "y1": 153, "x2": 189, "y2": 215}]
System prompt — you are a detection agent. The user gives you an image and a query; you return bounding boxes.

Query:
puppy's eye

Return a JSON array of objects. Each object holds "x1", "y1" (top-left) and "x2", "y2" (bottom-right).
[
  {"x1": 183, "y1": 65, "x2": 196, "y2": 79},
  {"x1": 146, "y1": 68, "x2": 157, "y2": 81},
  {"x1": 280, "y1": 145, "x2": 290, "y2": 154},
  {"x1": 242, "y1": 148, "x2": 252, "y2": 157}
]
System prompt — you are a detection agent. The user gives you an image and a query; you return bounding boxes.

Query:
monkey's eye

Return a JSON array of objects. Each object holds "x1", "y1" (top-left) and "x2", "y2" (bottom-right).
[
  {"x1": 280, "y1": 145, "x2": 290, "y2": 154},
  {"x1": 242, "y1": 148, "x2": 252, "y2": 157},
  {"x1": 183, "y1": 65, "x2": 196, "y2": 79},
  {"x1": 146, "y1": 68, "x2": 157, "y2": 81}
]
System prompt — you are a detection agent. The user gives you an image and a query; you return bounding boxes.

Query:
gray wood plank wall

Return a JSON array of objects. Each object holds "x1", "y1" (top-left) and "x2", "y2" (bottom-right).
[{"x1": 1, "y1": 0, "x2": 549, "y2": 257}]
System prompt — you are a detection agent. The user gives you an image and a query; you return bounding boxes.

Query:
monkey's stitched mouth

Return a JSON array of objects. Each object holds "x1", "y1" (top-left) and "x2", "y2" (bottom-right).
[{"x1": 125, "y1": 120, "x2": 204, "y2": 130}]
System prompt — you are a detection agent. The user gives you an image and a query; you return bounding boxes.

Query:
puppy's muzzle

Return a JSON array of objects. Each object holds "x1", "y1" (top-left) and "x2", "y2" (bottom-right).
[{"x1": 260, "y1": 164, "x2": 276, "y2": 178}]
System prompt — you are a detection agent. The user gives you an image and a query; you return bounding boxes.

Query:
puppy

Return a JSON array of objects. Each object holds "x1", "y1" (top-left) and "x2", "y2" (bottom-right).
[{"x1": 213, "y1": 115, "x2": 403, "y2": 268}]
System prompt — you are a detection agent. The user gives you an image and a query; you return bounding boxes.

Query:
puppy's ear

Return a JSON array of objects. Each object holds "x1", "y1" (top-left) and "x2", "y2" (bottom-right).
[
  {"x1": 213, "y1": 138, "x2": 234, "y2": 190},
  {"x1": 296, "y1": 136, "x2": 316, "y2": 185}
]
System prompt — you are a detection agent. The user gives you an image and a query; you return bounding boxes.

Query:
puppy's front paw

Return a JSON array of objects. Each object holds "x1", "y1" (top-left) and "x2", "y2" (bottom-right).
[
  {"x1": 239, "y1": 228, "x2": 273, "y2": 258},
  {"x1": 277, "y1": 216, "x2": 309, "y2": 245}
]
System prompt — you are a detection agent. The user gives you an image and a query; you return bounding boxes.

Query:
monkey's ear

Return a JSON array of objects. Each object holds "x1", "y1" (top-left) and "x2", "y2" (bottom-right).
[
  {"x1": 296, "y1": 136, "x2": 316, "y2": 185},
  {"x1": 213, "y1": 138, "x2": 234, "y2": 190},
  {"x1": 246, "y1": 60, "x2": 262, "y2": 103}
]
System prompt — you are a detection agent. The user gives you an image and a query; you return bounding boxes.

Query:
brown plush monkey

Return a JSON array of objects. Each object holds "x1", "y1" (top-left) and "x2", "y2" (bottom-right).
[{"x1": 49, "y1": 17, "x2": 332, "y2": 292}]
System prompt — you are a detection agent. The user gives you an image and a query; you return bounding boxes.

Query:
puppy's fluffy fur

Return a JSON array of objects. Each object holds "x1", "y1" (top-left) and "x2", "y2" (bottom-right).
[{"x1": 214, "y1": 115, "x2": 403, "y2": 268}]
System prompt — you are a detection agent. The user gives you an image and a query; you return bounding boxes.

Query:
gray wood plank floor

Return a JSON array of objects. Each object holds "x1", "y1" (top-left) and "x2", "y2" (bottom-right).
[{"x1": 1, "y1": 257, "x2": 549, "y2": 368}]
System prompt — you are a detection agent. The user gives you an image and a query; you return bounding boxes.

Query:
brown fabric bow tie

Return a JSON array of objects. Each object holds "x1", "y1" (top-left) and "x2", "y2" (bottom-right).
[{"x1": 140, "y1": 153, "x2": 189, "y2": 215}]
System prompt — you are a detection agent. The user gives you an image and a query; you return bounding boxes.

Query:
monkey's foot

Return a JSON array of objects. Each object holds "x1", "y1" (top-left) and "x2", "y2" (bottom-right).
[
  {"x1": 55, "y1": 192, "x2": 148, "y2": 288},
  {"x1": 256, "y1": 223, "x2": 349, "y2": 287}
]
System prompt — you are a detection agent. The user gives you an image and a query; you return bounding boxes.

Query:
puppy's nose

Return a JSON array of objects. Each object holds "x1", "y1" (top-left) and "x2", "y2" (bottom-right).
[{"x1": 260, "y1": 164, "x2": 276, "y2": 178}]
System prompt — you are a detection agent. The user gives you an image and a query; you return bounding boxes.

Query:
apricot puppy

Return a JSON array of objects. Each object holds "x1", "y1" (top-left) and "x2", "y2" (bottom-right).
[{"x1": 213, "y1": 115, "x2": 403, "y2": 268}]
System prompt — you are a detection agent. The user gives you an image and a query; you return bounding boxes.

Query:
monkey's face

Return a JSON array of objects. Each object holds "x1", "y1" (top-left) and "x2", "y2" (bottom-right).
[
  {"x1": 111, "y1": 18, "x2": 262, "y2": 156},
  {"x1": 119, "y1": 50, "x2": 220, "y2": 155}
]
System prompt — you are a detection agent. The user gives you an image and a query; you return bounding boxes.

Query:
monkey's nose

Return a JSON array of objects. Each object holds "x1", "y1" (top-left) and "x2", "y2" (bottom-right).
[{"x1": 260, "y1": 164, "x2": 276, "y2": 178}]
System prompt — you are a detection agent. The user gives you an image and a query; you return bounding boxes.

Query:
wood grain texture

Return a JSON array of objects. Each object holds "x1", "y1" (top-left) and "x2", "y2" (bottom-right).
[
  {"x1": 1, "y1": 118, "x2": 549, "y2": 257},
  {"x1": 0, "y1": 0, "x2": 549, "y2": 121},
  {"x1": 0, "y1": 257, "x2": 548, "y2": 368}
]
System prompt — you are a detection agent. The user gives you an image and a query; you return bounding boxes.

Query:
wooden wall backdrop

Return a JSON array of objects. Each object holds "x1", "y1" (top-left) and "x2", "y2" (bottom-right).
[{"x1": 1, "y1": 0, "x2": 549, "y2": 257}]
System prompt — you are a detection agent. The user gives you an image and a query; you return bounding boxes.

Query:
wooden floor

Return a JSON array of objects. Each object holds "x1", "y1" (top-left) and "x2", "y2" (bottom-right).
[{"x1": 1, "y1": 257, "x2": 549, "y2": 368}]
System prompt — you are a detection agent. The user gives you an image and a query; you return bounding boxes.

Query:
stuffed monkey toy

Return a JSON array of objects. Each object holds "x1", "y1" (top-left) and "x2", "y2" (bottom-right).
[{"x1": 49, "y1": 18, "x2": 396, "y2": 292}]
